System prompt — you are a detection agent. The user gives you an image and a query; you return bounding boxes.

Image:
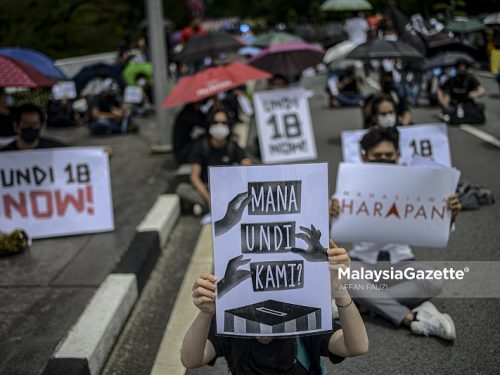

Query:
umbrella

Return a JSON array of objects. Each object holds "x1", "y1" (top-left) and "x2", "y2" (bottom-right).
[
  {"x1": 252, "y1": 32, "x2": 304, "y2": 48},
  {"x1": 324, "y1": 41, "x2": 360, "y2": 64},
  {"x1": 175, "y1": 33, "x2": 244, "y2": 62},
  {"x1": 389, "y1": 6, "x2": 410, "y2": 36},
  {"x1": 346, "y1": 39, "x2": 423, "y2": 61},
  {"x1": 320, "y1": 0, "x2": 372, "y2": 11},
  {"x1": 0, "y1": 56, "x2": 55, "y2": 87},
  {"x1": 445, "y1": 18, "x2": 485, "y2": 34},
  {"x1": 0, "y1": 47, "x2": 67, "y2": 80},
  {"x1": 318, "y1": 22, "x2": 347, "y2": 48},
  {"x1": 484, "y1": 12, "x2": 500, "y2": 25},
  {"x1": 161, "y1": 62, "x2": 271, "y2": 108},
  {"x1": 73, "y1": 63, "x2": 123, "y2": 93},
  {"x1": 421, "y1": 52, "x2": 475, "y2": 71},
  {"x1": 122, "y1": 62, "x2": 153, "y2": 86},
  {"x1": 249, "y1": 42, "x2": 325, "y2": 78}
]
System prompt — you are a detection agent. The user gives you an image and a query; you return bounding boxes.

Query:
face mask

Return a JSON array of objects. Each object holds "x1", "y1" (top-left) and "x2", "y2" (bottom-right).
[
  {"x1": 377, "y1": 113, "x2": 396, "y2": 128},
  {"x1": 20, "y1": 126, "x2": 40, "y2": 143},
  {"x1": 209, "y1": 123, "x2": 230, "y2": 140},
  {"x1": 368, "y1": 158, "x2": 396, "y2": 164},
  {"x1": 136, "y1": 78, "x2": 147, "y2": 87}
]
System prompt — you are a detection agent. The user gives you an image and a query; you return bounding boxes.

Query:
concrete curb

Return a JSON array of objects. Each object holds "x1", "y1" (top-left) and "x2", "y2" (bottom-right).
[{"x1": 42, "y1": 194, "x2": 180, "y2": 375}]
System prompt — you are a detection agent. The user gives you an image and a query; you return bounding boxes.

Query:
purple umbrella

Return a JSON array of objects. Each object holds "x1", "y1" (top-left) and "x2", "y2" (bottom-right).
[{"x1": 248, "y1": 42, "x2": 325, "y2": 78}]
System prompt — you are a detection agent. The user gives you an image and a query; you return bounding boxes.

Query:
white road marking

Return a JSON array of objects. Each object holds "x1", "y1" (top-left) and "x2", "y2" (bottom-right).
[
  {"x1": 460, "y1": 125, "x2": 500, "y2": 149},
  {"x1": 150, "y1": 224, "x2": 213, "y2": 375}
]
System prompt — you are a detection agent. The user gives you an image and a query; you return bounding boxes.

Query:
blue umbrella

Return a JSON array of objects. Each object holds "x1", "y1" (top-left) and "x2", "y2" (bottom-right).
[{"x1": 0, "y1": 47, "x2": 67, "y2": 80}]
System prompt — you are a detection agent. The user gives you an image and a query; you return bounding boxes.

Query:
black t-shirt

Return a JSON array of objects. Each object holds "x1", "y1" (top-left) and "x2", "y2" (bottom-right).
[
  {"x1": 173, "y1": 104, "x2": 209, "y2": 161},
  {"x1": 89, "y1": 95, "x2": 121, "y2": 117},
  {"x1": 441, "y1": 74, "x2": 480, "y2": 103},
  {"x1": 189, "y1": 136, "x2": 247, "y2": 184},
  {"x1": 207, "y1": 318, "x2": 344, "y2": 374},
  {"x1": 339, "y1": 72, "x2": 359, "y2": 94},
  {"x1": 0, "y1": 137, "x2": 66, "y2": 151}
]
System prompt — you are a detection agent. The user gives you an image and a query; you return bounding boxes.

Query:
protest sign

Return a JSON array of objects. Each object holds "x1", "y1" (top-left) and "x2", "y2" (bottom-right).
[
  {"x1": 330, "y1": 163, "x2": 460, "y2": 247},
  {"x1": 254, "y1": 88, "x2": 317, "y2": 164},
  {"x1": 124, "y1": 86, "x2": 144, "y2": 104},
  {"x1": 341, "y1": 123, "x2": 452, "y2": 167},
  {"x1": 209, "y1": 163, "x2": 331, "y2": 337},
  {"x1": 52, "y1": 81, "x2": 77, "y2": 100},
  {"x1": 0, "y1": 147, "x2": 114, "y2": 239}
]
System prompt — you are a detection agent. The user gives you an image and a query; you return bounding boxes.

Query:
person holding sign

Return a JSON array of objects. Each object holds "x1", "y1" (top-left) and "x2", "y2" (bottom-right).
[
  {"x1": 181, "y1": 241, "x2": 369, "y2": 374},
  {"x1": 176, "y1": 110, "x2": 252, "y2": 215},
  {"x1": 330, "y1": 127, "x2": 461, "y2": 341},
  {"x1": 1, "y1": 104, "x2": 66, "y2": 151}
]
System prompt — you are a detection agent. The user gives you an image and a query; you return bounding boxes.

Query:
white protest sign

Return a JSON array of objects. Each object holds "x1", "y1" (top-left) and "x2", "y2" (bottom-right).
[
  {"x1": 209, "y1": 163, "x2": 331, "y2": 337},
  {"x1": 341, "y1": 124, "x2": 452, "y2": 167},
  {"x1": 52, "y1": 81, "x2": 77, "y2": 100},
  {"x1": 0, "y1": 148, "x2": 114, "y2": 239},
  {"x1": 123, "y1": 86, "x2": 144, "y2": 104},
  {"x1": 254, "y1": 88, "x2": 317, "y2": 164},
  {"x1": 330, "y1": 163, "x2": 460, "y2": 247}
]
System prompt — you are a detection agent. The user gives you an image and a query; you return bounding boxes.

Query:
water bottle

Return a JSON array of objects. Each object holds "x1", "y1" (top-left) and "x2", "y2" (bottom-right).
[{"x1": 457, "y1": 104, "x2": 464, "y2": 119}]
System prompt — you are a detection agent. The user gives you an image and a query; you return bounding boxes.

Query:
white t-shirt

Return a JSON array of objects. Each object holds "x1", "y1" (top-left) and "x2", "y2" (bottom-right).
[{"x1": 343, "y1": 17, "x2": 369, "y2": 44}]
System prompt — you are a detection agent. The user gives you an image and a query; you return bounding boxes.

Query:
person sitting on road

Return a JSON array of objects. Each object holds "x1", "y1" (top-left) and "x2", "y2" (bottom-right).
[
  {"x1": 181, "y1": 242, "x2": 369, "y2": 374},
  {"x1": 173, "y1": 100, "x2": 210, "y2": 165},
  {"x1": 329, "y1": 127, "x2": 461, "y2": 341},
  {"x1": 335, "y1": 65, "x2": 365, "y2": 107},
  {"x1": 437, "y1": 59, "x2": 485, "y2": 116},
  {"x1": 362, "y1": 71, "x2": 411, "y2": 127},
  {"x1": 88, "y1": 79, "x2": 136, "y2": 135},
  {"x1": 1, "y1": 103, "x2": 66, "y2": 151},
  {"x1": 176, "y1": 111, "x2": 252, "y2": 215},
  {"x1": 46, "y1": 97, "x2": 82, "y2": 128},
  {"x1": 366, "y1": 95, "x2": 401, "y2": 129}
]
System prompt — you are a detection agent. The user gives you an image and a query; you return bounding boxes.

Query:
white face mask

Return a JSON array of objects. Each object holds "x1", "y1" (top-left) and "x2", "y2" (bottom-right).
[
  {"x1": 209, "y1": 123, "x2": 230, "y2": 140},
  {"x1": 377, "y1": 113, "x2": 396, "y2": 128},
  {"x1": 136, "y1": 78, "x2": 147, "y2": 87}
]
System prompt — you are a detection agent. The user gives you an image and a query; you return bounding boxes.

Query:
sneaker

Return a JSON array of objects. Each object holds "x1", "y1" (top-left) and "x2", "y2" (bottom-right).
[{"x1": 410, "y1": 302, "x2": 456, "y2": 340}]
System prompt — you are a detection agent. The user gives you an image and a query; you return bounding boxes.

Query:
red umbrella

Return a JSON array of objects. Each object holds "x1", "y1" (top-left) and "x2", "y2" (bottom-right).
[
  {"x1": 161, "y1": 62, "x2": 271, "y2": 108},
  {"x1": 0, "y1": 56, "x2": 55, "y2": 87}
]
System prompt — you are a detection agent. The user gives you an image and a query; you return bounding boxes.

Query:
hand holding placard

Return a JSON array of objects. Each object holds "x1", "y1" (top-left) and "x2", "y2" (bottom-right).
[
  {"x1": 192, "y1": 273, "x2": 217, "y2": 314},
  {"x1": 328, "y1": 239, "x2": 351, "y2": 293}
]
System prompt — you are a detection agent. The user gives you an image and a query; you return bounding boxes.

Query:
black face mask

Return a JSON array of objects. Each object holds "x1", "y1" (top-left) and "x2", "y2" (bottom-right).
[
  {"x1": 368, "y1": 158, "x2": 396, "y2": 164},
  {"x1": 20, "y1": 127, "x2": 40, "y2": 143}
]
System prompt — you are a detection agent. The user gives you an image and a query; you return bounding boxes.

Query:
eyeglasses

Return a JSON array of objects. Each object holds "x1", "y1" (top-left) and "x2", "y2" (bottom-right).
[{"x1": 19, "y1": 122, "x2": 41, "y2": 128}]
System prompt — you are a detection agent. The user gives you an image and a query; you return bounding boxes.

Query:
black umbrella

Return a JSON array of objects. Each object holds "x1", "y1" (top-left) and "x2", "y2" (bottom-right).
[
  {"x1": 73, "y1": 63, "x2": 123, "y2": 93},
  {"x1": 401, "y1": 31, "x2": 426, "y2": 56},
  {"x1": 175, "y1": 32, "x2": 244, "y2": 62},
  {"x1": 346, "y1": 39, "x2": 424, "y2": 60},
  {"x1": 389, "y1": 6, "x2": 410, "y2": 36},
  {"x1": 421, "y1": 52, "x2": 475, "y2": 71}
]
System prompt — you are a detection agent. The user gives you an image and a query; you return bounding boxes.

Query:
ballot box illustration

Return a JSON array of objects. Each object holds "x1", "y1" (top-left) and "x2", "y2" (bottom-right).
[{"x1": 224, "y1": 299, "x2": 321, "y2": 335}]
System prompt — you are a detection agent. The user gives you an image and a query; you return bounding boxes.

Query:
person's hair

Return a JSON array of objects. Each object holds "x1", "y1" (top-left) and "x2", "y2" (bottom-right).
[
  {"x1": 270, "y1": 74, "x2": 289, "y2": 85},
  {"x1": 14, "y1": 103, "x2": 45, "y2": 124},
  {"x1": 209, "y1": 109, "x2": 232, "y2": 125},
  {"x1": 371, "y1": 94, "x2": 396, "y2": 116},
  {"x1": 360, "y1": 126, "x2": 399, "y2": 154},
  {"x1": 227, "y1": 338, "x2": 296, "y2": 373},
  {"x1": 455, "y1": 58, "x2": 470, "y2": 69}
]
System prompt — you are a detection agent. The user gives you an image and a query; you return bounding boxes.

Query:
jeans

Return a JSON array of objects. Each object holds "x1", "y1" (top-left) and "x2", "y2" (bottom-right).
[
  {"x1": 336, "y1": 92, "x2": 365, "y2": 106},
  {"x1": 89, "y1": 117, "x2": 129, "y2": 135}
]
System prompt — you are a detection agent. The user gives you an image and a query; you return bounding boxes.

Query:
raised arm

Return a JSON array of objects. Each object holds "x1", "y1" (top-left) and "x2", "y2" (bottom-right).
[
  {"x1": 180, "y1": 274, "x2": 217, "y2": 369},
  {"x1": 327, "y1": 241, "x2": 369, "y2": 357}
]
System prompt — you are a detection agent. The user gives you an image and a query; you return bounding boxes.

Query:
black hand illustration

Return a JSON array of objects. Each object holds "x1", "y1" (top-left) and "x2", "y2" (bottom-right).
[
  {"x1": 291, "y1": 224, "x2": 328, "y2": 262},
  {"x1": 217, "y1": 255, "x2": 251, "y2": 298},
  {"x1": 214, "y1": 192, "x2": 251, "y2": 236}
]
